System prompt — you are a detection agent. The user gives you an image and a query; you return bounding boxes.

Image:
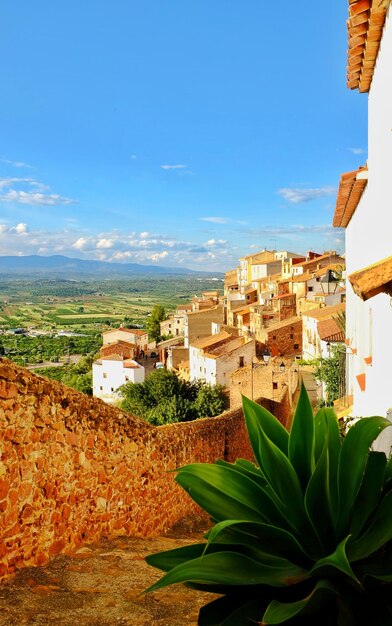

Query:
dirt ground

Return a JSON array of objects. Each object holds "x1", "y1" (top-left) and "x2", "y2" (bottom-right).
[{"x1": 0, "y1": 517, "x2": 216, "y2": 626}]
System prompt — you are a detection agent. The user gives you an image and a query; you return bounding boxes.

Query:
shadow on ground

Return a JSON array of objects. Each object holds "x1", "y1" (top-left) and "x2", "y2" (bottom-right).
[{"x1": 0, "y1": 517, "x2": 214, "y2": 626}]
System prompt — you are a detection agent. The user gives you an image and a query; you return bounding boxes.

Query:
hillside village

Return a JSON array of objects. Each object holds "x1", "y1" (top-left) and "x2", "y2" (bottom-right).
[
  {"x1": 92, "y1": 248, "x2": 346, "y2": 419},
  {"x1": 0, "y1": 1, "x2": 391, "y2": 618}
]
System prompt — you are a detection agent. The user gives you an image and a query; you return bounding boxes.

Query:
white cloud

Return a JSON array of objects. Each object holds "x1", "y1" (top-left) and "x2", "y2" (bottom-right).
[
  {"x1": 201, "y1": 217, "x2": 230, "y2": 224},
  {"x1": 1, "y1": 158, "x2": 34, "y2": 169},
  {"x1": 150, "y1": 251, "x2": 169, "y2": 261},
  {"x1": 0, "y1": 177, "x2": 76, "y2": 206},
  {"x1": 205, "y1": 238, "x2": 227, "y2": 247},
  {"x1": 72, "y1": 237, "x2": 88, "y2": 250},
  {"x1": 277, "y1": 186, "x2": 336, "y2": 203},
  {"x1": 348, "y1": 147, "x2": 366, "y2": 155},
  {"x1": 96, "y1": 238, "x2": 114, "y2": 249},
  {"x1": 160, "y1": 164, "x2": 187, "y2": 170},
  {"x1": 13, "y1": 223, "x2": 28, "y2": 234}
]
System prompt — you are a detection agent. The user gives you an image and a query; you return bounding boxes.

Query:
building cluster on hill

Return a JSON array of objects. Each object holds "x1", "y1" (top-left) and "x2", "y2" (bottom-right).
[{"x1": 93, "y1": 0, "x2": 392, "y2": 442}]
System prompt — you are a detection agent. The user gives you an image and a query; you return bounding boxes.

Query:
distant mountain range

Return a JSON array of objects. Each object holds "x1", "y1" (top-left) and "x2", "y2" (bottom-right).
[{"x1": 0, "y1": 255, "x2": 219, "y2": 277}]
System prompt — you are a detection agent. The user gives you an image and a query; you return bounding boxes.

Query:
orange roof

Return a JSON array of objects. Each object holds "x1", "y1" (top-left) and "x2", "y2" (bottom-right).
[
  {"x1": 303, "y1": 303, "x2": 346, "y2": 320},
  {"x1": 102, "y1": 327, "x2": 147, "y2": 336},
  {"x1": 348, "y1": 255, "x2": 392, "y2": 300},
  {"x1": 333, "y1": 167, "x2": 368, "y2": 227},
  {"x1": 101, "y1": 339, "x2": 137, "y2": 348},
  {"x1": 190, "y1": 331, "x2": 232, "y2": 350},
  {"x1": 317, "y1": 318, "x2": 345, "y2": 342},
  {"x1": 124, "y1": 359, "x2": 143, "y2": 369},
  {"x1": 264, "y1": 316, "x2": 302, "y2": 332},
  {"x1": 347, "y1": 0, "x2": 390, "y2": 93}
]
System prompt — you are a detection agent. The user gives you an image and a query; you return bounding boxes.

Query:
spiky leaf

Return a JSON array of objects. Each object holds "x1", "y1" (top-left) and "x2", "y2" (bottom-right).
[
  {"x1": 288, "y1": 382, "x2": 314, "y2": 489},
  {"x1": 262, "y1": 579, "x2": 337, "y2": 624}
]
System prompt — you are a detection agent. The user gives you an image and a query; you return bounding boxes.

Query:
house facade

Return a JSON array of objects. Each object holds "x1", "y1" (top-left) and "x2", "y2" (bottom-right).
[
  {"x1": 333, "y1": 1, "x2": 392, "y2": 449},
  {"x1": 92, "y1": 355, "x2": 145, "y2": 404}
]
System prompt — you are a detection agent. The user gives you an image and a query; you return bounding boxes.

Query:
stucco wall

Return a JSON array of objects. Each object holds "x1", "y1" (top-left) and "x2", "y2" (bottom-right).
[
  {"x1": 344, "y1": 9, "x2": 392, "y2": 425},
  {"x1": 0, "y1": 358, "x2": 253, "y2": 581}
]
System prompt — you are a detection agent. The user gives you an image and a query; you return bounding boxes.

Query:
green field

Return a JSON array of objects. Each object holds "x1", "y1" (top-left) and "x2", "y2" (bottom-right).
[{"x1": 0, "y1": 276, "x2": 223, "y2": 333}]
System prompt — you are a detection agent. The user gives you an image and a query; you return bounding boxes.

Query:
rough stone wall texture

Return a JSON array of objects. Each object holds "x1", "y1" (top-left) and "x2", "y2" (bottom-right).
[{"x1": 0, "y1": 358, "x2": 253, "y2": 581}]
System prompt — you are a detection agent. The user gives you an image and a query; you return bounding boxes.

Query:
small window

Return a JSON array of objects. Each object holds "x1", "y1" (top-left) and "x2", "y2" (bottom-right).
[
  {"x1": 103, "y1": 373, "x2": 107, "y2": 379},
  {"x1": 273, "y1": 382, "x2": 278, "y2": 390},
  {"x1": 99, "y1": 386, "x2": 103, "y2": 391},
  {"x1": 294, "y1": 343, "x2": 299, "y2": 350},
  {"x1": 125, "y1": 376, "x2": 129, "y2": 381},
  {"x1": 273, "y1": 335, "x2": 276, "y2": 340},
  {"x1": 111, "y1": 387, "x2": 114, "y2": 392},
  {"x1": 290, "y1": 334, "x2": 293, "y2": 339},
  {"x1": 239, "y1": 356, "x2": 244, "y2": 368},
  {"x1": 308, "y1": 286, "x2": 314, "y2": 292}
]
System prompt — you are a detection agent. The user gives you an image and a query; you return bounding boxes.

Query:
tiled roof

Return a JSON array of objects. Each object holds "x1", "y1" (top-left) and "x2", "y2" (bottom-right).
[
  {"x1": 347, "y1": 0, "x2": 391, "y2": 92},
  {"x1": 102, "y1": 327, "x2": 147, "y2": 336},
  {"x1": 299, "y1": 252, "x2": 341, "y2": 268},
  {"x1": 348, "y1": 255, "x2": 392, "y2": 300},
  {"x1": 271, "y1": 293, "x2": 296, "y2": 300},
  {"x1": 101, "y1": 339, "x2": 137, "y2": 348},
  {"x1": 317, "y1": 318, "x2": 345, "y2": 342},
  {"x1": 264, "y1": 316, "x2": 302, "y2": 332},
  {"x1": 333, "y1": 167, "x2": 368, "y2": 227},
  {"x1": 99, "y1": 354, "x2": 124, "y2": 361},
  {"x1": 190, "y1": 331, "x2": 232, "y2": 350},
  {"x1": 302, "y1": 302, "x2": 346, "y2": 320},
  {"x1": 123, "y1": 359, "x2": 143, "y2": 369}
]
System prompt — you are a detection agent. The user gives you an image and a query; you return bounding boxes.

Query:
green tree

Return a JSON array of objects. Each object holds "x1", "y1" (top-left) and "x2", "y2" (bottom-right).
[
  {"x1": 194, "y1": 383, "x2": 228, "y2": 418},
  {"x1": 145, "y1": 304, "x2": 167, "y2": 342}
]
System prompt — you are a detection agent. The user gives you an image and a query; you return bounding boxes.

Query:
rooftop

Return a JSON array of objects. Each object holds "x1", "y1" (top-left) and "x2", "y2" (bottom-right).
[
  {"x1": 333, "y1": 167, "x2": 368, "y2": 227},
  {"x1": 102, "y1": 327, "x2": 147, "y2": 337},
  {"x1": 347, "y1": 0, "x2": 391, "y2": 92},
  {"x1": 302, "y1": 302, "x2": 346, "y2": 320},
  {"x1": 317, "y1": 318, "x2": 345, "y2": 342},
  {"x1": 189, "y1": 331, "x2": 232, "y2": 350}
]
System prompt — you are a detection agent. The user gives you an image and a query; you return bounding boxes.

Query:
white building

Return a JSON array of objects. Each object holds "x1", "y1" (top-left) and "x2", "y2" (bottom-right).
[
  {"x1": 189, "y1": 331, "x2": 255, "y2": 387},
  {"x1": 92, "y1": 355, "x2": 145, "y2": 404},
  {"x1": 302, "y1": 303, "x2": 345, "y2": 361},
  {"x1": 333, "y1": 1, "x2": 392, "y2": 450}
]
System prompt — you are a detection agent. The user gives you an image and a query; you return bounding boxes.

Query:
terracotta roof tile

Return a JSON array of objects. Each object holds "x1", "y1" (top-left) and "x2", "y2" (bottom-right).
[
  {"x1": 317, "y1": 318, "x2": 345, "y2": 342},
  {"x1": 303, "y1": 302, "x2": 346, "y2": 320},
  {"x1": 333, "y1": 167, "x2": 368, "y2": 227},
  {"x1": 347, "y1": 0, "x2": 390, "y2": 92},
  {"x1": 348, "y1": 255, "x2": 392, "y2": 300},
  {"x1": 190, "y1": 331, "x2": 232, "y2": 350}
]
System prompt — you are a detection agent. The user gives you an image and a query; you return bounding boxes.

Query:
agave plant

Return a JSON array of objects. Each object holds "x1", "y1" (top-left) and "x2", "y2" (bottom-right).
[{"x1": 145, "y1": 385, "x2": 392, "y2": 625}]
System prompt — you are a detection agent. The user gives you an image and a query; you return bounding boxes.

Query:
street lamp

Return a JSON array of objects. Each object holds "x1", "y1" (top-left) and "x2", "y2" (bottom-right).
[
  {"x1": 262, "y1": 348, "x2": 271, "y2": 364},
  {"x1": 320, "y1": 270, "x2": 340, "y2": 296}
]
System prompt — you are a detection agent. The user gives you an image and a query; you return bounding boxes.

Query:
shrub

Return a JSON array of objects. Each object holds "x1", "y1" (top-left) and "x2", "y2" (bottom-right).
[{"x1": 145, "y1": 384, "x2": 392, "y2": 625}]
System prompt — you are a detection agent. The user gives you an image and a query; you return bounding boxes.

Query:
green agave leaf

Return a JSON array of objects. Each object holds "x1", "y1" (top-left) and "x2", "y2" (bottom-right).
[
  {"x1": 385, "y1": 454, "x2": 392, "y2": 484},
  {"x1": 347, "y1": 491, "x2": 392, "y2": 561},
  {"x1": 242, "y1": 395, "x2": 289, "y2": 461},
  {"x1": 251, "y1": 424, "x2": 307, "y2": 534},
  {"x1": 356, "y1": 542, "x2": 392, "y2": 581},
  {"x1": 314, "y1": 407, "x2": 341, "y2": 514},
  {"x1": 146, "y1": 543, "x2": 209, "y2": 572},
  {"x1": 288, "y1": 382, "x2": 315, "y2": 489},
  {"x1": 308, "y1": 536, "x2": 358, "y2": 583},
  {"x1": 215, "y1": 459, "x2": 266, "y2": 486},
  {"x1": 304, "y1": 439, "x2": 335, "y2": 553},
  {"x1": 175, "y1": 463, "x2": 269, "y2": 522},
  {"x1": 198, "y1": 593, "x2": 268, "y2": 626},
  {"x1": 337, "y1": 416, "x2": 392, "y2": 534},
  {"x1": 349, "y1": 451, "x2": 387, "y2": 539},
  {"x1": 176, "y1": 465, "x2": 295, "y2": 530},
  {"x1": 145, "y1": 551, "x2": 307, "y2": 594},
  {"x1": 205, "y1": 519, "x2": 310, "y2": 564},
  {"x1": 262, "y1": 579, "x2": 337, "y2": 624}
]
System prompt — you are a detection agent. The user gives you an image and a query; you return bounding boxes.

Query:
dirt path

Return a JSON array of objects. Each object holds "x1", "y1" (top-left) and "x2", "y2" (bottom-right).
[{"x1": 0, "y1": 519, "x2": 214, "y2": 626}]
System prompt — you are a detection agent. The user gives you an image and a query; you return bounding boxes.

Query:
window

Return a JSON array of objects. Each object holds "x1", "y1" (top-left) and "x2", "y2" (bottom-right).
[
  {"x1": 111, "y1": 387, "x2": 114, "y2": 392},
  {"x1": 273, "y1": 382, "x2": 278, "y2": 390},
  {"x1": 103, "y1": 373, "x2": 107, "y2": 378},
  {"x1": 125, "y1": 376, "x2": 129, "y2": 381},
  {"x1": 239, "y1": 356, "x2": 244, "y2": 368},
  {"x1": 290, "y1": 334, "x2": 293, "y2": 339},
  {"x1": 273, "y1": 335, "x2": 276, "y2": 340},
  {"x1": 294, "y1": 343, "x2": 299, "y2": 350},
  {"x1": 99, "y1": 386, "x2": 103, "y2": 391},
  {"x1": 308, "y1": 286, "x2": 314, "y2": 292}
]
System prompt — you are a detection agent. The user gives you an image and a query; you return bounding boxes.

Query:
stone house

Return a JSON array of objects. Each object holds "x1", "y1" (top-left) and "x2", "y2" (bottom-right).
[{"x1": 189, "y1": 331, "x2": 255, "y2": 387}]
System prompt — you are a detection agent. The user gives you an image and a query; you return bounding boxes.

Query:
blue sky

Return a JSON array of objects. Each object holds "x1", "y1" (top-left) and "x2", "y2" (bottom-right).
[{"x1": 0, "y1": 1, "x2": 367, "y2": 272}]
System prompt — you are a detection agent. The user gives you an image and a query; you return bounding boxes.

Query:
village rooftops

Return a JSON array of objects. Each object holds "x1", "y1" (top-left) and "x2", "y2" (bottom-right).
[
  {"x1": 102, "y1": 327, "x2": 147, "y2": 336},
  {"x1": 190, "y1": 331, "x2": 232, "y2": 350},
  {"x1": 204, "y1": 336, "x2": 252, "y2": 360},
  {"x1": 347, "y1": 0, "x2": 391, "y2": 92},
  {"x1": 317, "y1": 318, "x2": 345, "y2": 343},
  {"x1": 333, "y1": 167, "x2": 368, "y2": 228},
  {"x1": 302, "y1": 302, "x2": 346, "y2": 320},
  {"x1": 296, "y1": 251, "x2": 342, "y2": 269}
]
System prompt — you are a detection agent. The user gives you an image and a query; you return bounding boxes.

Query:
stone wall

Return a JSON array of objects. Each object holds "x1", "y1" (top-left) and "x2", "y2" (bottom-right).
[{"x1": 0, "y1": 359, "x2": 253, "y2": 581}]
